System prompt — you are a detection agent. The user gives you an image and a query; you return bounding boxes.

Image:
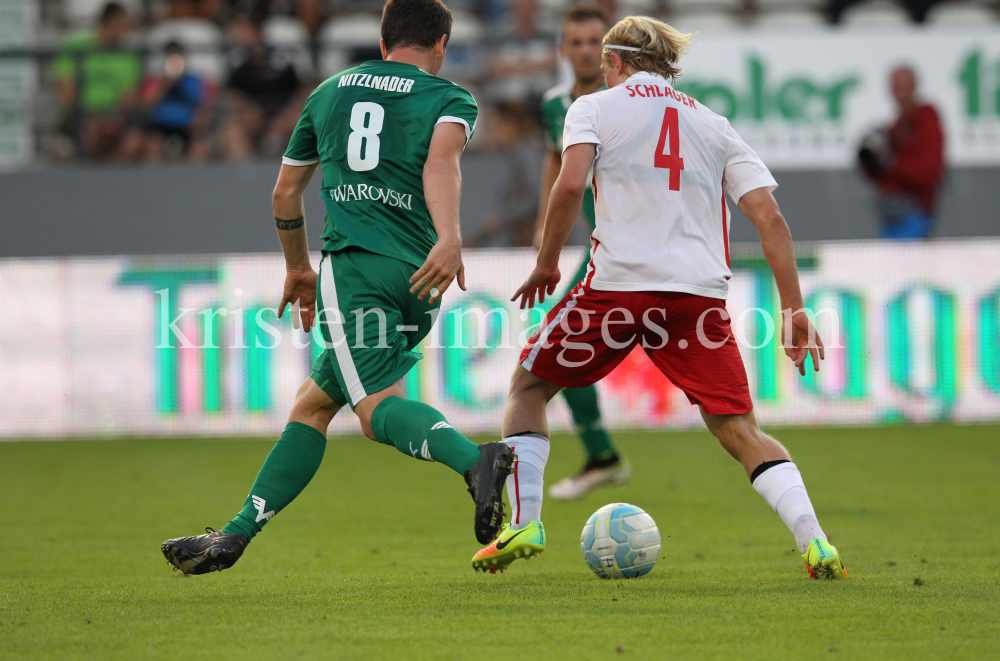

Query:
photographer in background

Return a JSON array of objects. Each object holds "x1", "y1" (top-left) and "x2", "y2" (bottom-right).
[
  {"x1": 140, "y1": 41, "x2": 214, "y2": 161},
  {"x1": 859, "y1": 66, "x2": 944, "y2": 240}
]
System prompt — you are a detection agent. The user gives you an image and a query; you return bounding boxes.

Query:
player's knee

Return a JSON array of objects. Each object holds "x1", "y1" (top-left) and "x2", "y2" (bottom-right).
[
  {"x1": 705, "y1": 413, "x2": 757, "y2": 447},
  {"x1": 289, "y1": 381, "x2": 340, "y2": 428},
  {"x1": 509, "y1": 365, "x2": 561, "y2": 402},
  {"x1": 358, "y1": 415, "x2": 376, "y2": 441}
]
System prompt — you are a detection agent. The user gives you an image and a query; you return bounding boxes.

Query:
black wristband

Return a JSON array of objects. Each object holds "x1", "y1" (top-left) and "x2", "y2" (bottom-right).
[{"x1": 275, "y1": 216, "x2": 304, "y2": 230}]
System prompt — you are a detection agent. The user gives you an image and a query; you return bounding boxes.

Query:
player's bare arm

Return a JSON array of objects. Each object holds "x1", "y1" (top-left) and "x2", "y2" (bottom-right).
[
  {"x1": 410, "y1": 121, "x2": 469, "y2": 303},
  {"x1": 738, "y1": 186, "x2": 825, "y2": 376},
  {"x1": 273, "y1": 161, "x2": 319, "y2": 332},
  {"x1": 514, "y1": 142, "x2": 596, "y2": 309},
  {"x1": 532, "y1": 149, "x2": 561, "y2": 248}
]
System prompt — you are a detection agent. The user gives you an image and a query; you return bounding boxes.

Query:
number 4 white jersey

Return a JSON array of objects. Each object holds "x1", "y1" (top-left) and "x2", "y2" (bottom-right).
[{"x1": 563, "y1": 71, "x2": 777, "y2": 300}]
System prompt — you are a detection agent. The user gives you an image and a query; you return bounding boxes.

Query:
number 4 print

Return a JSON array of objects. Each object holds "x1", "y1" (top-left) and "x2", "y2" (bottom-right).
[{"x1": 654, "y1": 107, "x2": 684, "y2": 191}]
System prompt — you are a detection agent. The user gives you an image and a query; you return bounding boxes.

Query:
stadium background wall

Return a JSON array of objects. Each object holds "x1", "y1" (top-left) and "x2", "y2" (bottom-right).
[
  {"x1": 1, "y1": 160, "x2": 999, "y2": 258},
  {"x1": 1, "y1": 241, "x2": 998, "y2": 439}
]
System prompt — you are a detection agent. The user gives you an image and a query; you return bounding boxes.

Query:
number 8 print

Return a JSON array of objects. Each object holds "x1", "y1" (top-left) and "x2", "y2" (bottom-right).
[{"x1": 347, "y1": 102, "x2": 385, "y2": 172}]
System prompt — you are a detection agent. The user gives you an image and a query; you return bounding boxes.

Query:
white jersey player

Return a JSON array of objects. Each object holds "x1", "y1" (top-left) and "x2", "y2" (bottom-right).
[{"x1": 472, "y1": 16, "x2": 847, "y2": 580}]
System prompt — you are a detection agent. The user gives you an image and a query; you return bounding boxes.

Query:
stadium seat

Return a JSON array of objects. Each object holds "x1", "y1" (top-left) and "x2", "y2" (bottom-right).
[
  {"x1": 670, "y1": 0, "x2": 744, "y2": 10},
  {"x1": 146, "y1": 18, "x2": 226, "y2": 82},
  {"x1": 925, "y1": 2, "x2": 1000, "y2": 28},
  {"x1": 64, "y1": 0, "x2": 141, "y2": 28},
  {"x1": 450, "y1": 10, "x2": 487, "y2": 45},
  {"x1": 536, "y1": 0, "x2": 569, "y2": 29},
  {"x1": 840, "y1": 0, "x2": 913, "y2": 28},
  {"x1": 618, "y1": 0, "x2": 661, "y2": 15},
  {"x1": 753, "y1": 0, "x2": 825, "y2": 9},
  {"x1": 753, "y1": 8, "x2": 828, "y2": 28},
  {"x1": 437, "y1": 10, "x2": 487, "y2": 82},
  {"x1": 669, "y1": 9, "x2": 743, "y2": 33},
  {"x1": 262, "y1": 16, "x2": 315, "y2": 80},
  {"x1": 318, "y1": 14, "x2": 383, "y2": 78}
]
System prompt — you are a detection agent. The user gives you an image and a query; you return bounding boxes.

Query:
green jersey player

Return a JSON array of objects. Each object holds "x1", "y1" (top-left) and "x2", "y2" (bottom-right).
[
  {"x1": 162, "y1": 0, "x2": 514, "y2": 576},
  {"x1": 535, "y1": 6, "x2": 630, "y2": 502}
]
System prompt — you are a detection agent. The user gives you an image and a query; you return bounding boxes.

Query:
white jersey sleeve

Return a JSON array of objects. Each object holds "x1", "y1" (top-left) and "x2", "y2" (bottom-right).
[
  {"x1": 722, "y1": 120, "x2": 778, "y2": 202},
  {"x1": 562, "y1": 95, "x2": 601, "y2": 151}
]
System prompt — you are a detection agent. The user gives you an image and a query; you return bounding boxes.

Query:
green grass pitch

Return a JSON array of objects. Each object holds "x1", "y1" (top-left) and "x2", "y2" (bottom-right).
[{"x1": 2, "y1": 424, "x2": 998, "y2": 660}]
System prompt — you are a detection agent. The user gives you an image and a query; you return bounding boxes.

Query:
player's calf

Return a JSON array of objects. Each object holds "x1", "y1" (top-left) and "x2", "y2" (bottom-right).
[{"x1": 703, "y1": 411, "x2": 844, "y2": 578}]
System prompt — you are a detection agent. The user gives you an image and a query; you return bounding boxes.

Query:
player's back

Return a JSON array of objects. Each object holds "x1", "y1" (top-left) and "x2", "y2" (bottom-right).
[
  {"x1": 283, "y1": 60, "x2": 478, "y2": 267},
  {"x1": 564, "y1": 71, "x2": 775, "y2": 299}
]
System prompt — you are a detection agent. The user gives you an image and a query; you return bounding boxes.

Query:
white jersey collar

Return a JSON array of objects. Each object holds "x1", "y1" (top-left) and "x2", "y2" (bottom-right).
[{"x1": 625, "y1": 71, "x2": 667, "y2": 84}]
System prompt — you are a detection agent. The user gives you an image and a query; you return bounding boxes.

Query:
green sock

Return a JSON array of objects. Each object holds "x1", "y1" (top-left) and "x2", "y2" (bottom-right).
[
  {"x1": 222, "y1": 422, "x2": 326, "y2": 541},
  {"x1": 370, "y1": 396, "x2": 480, "y2": 476},
  {"x1": 562, "y1": 385, "x2": 617, "y2": 463}
]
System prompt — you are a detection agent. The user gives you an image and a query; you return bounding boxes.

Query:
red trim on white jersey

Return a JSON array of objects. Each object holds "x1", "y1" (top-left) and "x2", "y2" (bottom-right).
[
  {"x1": 584, "y1": 238, "x2": 600, "y2": 288},
  {"x1": 721, "y1": 183, "x2": 730, "y2": 271}
]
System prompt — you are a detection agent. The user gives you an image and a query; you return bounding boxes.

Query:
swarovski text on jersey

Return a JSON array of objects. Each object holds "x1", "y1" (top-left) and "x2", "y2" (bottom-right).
[{"x1": 329, "y1": 183, "x2": 414, "y2": 209}]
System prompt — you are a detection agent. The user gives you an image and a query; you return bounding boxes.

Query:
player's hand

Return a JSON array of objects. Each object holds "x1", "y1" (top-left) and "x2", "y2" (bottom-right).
[
  {"x1": 512, "y1": 264, "x2": 561, "y2": 310},
  {"x1": 782, "y1": 308, "x2": 824, "y2": 376},
  {"x1": 410, "y1": 239, "x2": 465, "y2": 304},
  {"x1": 278, "y1": 268, "x2": 318, "y2": 333}
]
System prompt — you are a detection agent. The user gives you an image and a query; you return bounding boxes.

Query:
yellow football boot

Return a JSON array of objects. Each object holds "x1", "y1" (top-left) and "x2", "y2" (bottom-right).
[
  {"x1": 471, "y1": 520, "x2": 545, "y2": 574},
  {"x1": 803, "y1": 537, "x2": 848, "y2": 579}
]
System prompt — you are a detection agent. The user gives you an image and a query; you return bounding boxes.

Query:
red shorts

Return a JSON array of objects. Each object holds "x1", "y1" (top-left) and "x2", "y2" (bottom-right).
[{"x1": 520, "y1": 281, "x2": 753, "y2": 416}]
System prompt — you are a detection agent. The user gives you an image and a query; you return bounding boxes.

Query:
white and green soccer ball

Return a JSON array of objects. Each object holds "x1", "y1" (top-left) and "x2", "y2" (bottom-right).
[{"x1": 581, "y1": 503, "x2": 660, "y2": 579}]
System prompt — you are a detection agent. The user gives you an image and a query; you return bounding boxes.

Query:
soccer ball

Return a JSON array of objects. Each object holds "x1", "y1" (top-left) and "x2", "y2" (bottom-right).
[{"x1": 580, "y1": 503, "x2": 660, "y2": 579}]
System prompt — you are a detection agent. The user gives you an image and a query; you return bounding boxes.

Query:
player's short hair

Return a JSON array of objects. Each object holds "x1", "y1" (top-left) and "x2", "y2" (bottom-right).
[
  {"x1": 602, "y1": 16, "x2": 693, "y2": 82},
  {"x1": 98, "y1": 1, "x2": 127, "y2": 24},
  {"x1": 381, "y1": 0, "x2": 453, "y2": 53},
  {"x1": 564, "y1": 5, "x2": 609, "y2": 31}
]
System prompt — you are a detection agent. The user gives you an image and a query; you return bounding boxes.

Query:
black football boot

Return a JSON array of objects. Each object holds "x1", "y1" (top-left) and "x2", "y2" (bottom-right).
[
  {"x1": 465, "y1": 442, "x2": 516, "y2": 544},
  {"x1": 161, "y1": 527, "x2": 248, "y2": 575}
]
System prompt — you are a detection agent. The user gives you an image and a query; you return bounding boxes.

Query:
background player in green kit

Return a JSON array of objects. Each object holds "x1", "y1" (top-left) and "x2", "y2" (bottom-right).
[
  {"x1": 534, "y1": 6, "x2": 630, "y2": 501},
  {"x1": 161, "y1": 0, "x2": 514, "y2": 575}
]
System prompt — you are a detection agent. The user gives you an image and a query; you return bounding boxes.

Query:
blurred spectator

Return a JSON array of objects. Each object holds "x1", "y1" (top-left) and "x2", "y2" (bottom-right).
[
  {"x1": 222, "y1": 14, "x2": 306, "y2": 159},
  {"x1": 168, "y1": 0, "x2": 221, "y2": 20},
  {"x1": 472, "y1": 103, "x2": 544, "y2": 247},
  {"x1": 832, "y1": 0, "x2": 938, "y2": 23},
  {"x1": 225, "y1": 0, "x2": 324, "y2": 34},
  {"x1": 487, "y1": 0, "x2": 558, "y2": 105},
  {"x1": 140, "y1": 41, "x2": 215, "y2": 161},
  {"x1": 595, "y1": 0, "x2": 620, "y2": 23},
  {"x1": 858, "y1": 65, "x2": 945, "y2": 239},
  {"x1": 52, "y1": 2, "x2": 143, "y2": 160}
]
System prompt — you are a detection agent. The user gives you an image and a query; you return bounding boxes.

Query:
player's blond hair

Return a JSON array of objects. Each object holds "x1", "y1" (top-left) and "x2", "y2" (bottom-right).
[{"x1": 602, "y1": 16, "x2": 694, "y2": 82}]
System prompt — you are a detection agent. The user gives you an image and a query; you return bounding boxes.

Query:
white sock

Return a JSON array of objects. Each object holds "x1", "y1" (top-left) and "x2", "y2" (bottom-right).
[
  {"x1": 752, "y1": 462, "x2": 827, "y2": 554},
  {"x1": 503, "y1": 433, "x2": 550, "y2": 530}
]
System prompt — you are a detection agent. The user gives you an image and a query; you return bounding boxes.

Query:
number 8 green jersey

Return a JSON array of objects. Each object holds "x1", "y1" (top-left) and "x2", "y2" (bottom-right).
[{"x1": 283, "y1": 60, "x2": 479, "y2": 267}]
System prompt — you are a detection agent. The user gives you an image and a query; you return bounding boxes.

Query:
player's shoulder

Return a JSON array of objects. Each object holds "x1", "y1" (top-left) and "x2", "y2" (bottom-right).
[
  {"x1": 566, "y1": 85, "x2": 616, "y2": 117},
  {"x1": 586, "y1": 83, "x2": 629, "y2": 105},
  {"x1": 542, "y1": 81, "x2": 573, "y2": 105},
  {"x1": 665, "y1": 84, "x2": 731, "y2": 132},
  {"x1": 312, "y1": 63, "x2": 365, "y2": 96},
  {"x1": 419, "y1": 73, "x2": 478, "y2": 106}
]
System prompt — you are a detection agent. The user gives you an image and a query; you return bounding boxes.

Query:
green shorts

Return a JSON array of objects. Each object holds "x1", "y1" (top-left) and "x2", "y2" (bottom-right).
[{"x1": 309, "y1": 248, "x2": 440, "y2": 409}]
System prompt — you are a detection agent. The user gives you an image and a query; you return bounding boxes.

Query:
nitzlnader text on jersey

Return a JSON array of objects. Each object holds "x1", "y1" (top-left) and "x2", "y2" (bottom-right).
[
  {"x1": 282, "y1": 60, "x2": 479, "y2": 268},
  {"x1": 562, "y1": 71, "x2": 777, "y2": 299}
]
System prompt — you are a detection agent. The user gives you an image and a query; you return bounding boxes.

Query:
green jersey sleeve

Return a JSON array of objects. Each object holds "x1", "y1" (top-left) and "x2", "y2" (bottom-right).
[
  {"x1": 435, "y1": 86, "x2": 479, "y2": 142},
  {"x1": 540, "y1": 96, "x2": 561, "y2": 152},
  {"x1": 282, "y1": 102, "x2": 320, "y2": 165}
]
